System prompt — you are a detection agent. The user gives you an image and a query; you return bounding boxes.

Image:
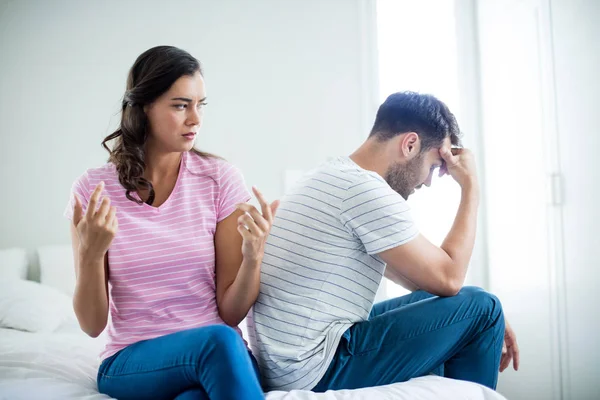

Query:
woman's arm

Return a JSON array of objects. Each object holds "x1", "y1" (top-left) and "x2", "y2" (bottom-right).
[
  {"x1": 71, "y1": 224, "x2": 109, "y2": 337},
  {"x1": 70, "y1": 182, "x2": 117, "y2": 337},
  {"x1": 215, "y1": 187, "x2": 278, "y2": 327}
]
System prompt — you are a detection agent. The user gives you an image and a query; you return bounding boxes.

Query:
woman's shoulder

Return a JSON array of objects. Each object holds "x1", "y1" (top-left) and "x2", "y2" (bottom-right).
[
  {"x1": 184, "y1": 150, "x2": 243, "y2": 182},
  {"x1": 70, "y1": 162, "x2": 118, "y2": 197}
]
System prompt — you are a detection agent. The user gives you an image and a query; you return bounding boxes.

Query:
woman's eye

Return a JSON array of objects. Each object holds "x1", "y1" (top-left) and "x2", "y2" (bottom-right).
[
  {"x1": 197, "y1": 102, "x2": 208, "y2": 109},
  {"x1": 174, "y1": 104, "x2": 186, "y2": 110}
]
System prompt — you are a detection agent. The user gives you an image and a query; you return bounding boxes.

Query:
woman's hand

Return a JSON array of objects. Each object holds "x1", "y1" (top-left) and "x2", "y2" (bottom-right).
[
  {"x1": 235, "y1": 186, "x2": 279, "y2": 264},
  {"x1": 73, "y1": 182, "x2": 118, "y2": 262}
]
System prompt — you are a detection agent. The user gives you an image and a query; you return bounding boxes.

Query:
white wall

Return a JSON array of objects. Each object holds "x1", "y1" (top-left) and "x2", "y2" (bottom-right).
[
  {"x1": 0, "y1": 0, "x2": 375, "y2": 250},
  {"x1": 477, "y1": 0, "x2": 600, "y2": 399},
  {"x1": 551, "y1": 0, "x2": 600, "y2": 398},
  {"x1": 476, "y1": 0, "x2": 558, "y2": 399}
]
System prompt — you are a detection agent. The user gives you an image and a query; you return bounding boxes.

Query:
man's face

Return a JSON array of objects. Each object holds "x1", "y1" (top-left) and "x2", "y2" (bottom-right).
[{"x1": 384, "y1": 137, "x2": 449, "y2": 199}]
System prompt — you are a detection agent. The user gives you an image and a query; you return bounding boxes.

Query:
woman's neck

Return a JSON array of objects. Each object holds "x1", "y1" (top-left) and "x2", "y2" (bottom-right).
[{"x1": 144, "y1": 144, "x2": 182, "y2": 183}]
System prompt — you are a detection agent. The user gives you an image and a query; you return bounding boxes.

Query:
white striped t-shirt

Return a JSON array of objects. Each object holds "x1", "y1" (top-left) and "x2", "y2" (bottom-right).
[
  {"x1": 247, "y1": 156, "x2": 419, "y2": 391},
  {"x1": 64, "y1": 151, "x2": 251, "y2": 360}
]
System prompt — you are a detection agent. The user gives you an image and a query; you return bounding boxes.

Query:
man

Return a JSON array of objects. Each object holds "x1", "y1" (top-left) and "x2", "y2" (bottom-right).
[{"x1": 248, "y1": 92, "x2": 519, "y2": 392}]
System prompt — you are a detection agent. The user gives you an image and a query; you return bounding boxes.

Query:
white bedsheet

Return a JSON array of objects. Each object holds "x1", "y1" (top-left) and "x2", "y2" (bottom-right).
[{"x1": 0, "y1": 327, "x2": 507, "y2": 400}]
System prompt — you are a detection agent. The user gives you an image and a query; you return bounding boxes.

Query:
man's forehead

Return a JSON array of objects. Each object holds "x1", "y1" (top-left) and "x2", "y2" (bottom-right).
[
  {"x1": 437, "y1": 137, "x2": 453, "y2": 162},
  {"x1": 424, "y1": 147, "x2": 443, "y2": 165}
]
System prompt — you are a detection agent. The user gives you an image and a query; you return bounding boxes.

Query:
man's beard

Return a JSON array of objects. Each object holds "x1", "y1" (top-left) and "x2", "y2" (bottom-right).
[{"x1": 384, "y1": 155, "x2": 423, "y2": 200}]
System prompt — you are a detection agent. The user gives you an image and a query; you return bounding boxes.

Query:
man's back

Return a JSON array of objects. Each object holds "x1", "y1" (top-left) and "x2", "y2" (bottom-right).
[{"x1": 248, "y1": 156, "x2": 418, "y2": 391}]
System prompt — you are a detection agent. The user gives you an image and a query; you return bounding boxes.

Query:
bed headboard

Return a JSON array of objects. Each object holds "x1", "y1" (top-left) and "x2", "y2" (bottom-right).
[{"x1": 0, "y1": 245, "x2": 75, "y2": 296}]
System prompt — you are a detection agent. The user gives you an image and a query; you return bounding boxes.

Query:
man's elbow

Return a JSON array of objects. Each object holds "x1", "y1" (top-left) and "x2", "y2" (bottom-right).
[
  {"x1": 436, "y1": 274, "x2": 463, "y2": 297},
  {"x1": 434, "y1": 258, "x2": 465, "y2": 296},
  {"x1": 441, "y1": 280, "x2": 462, "y2": 297}
]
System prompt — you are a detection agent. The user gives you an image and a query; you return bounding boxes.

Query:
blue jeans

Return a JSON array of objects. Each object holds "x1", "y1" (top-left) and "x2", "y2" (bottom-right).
[
  {"x1": 313, "y1": 286, "x2": 505, "y2": 391},
  {"x1": 97, "y1": 325, "x2": 264, "y2": 400}
]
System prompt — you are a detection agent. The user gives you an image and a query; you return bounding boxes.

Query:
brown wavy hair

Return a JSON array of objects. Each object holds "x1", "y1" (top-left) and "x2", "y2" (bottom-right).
[{"x1": 102, "y1": 46, "x2": 214, "y2": 205}]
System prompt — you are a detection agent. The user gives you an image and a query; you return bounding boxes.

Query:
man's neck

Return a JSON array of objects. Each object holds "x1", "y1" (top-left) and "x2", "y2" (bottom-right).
[{"x1": 349, "y1": 140, "x2": 389, "y2": 178}]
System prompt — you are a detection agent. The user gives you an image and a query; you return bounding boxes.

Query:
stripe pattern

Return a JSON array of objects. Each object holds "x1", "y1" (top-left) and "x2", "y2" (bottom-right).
[
  {"x1": 248, "y1": 156, "x2": 418, "y2": 390},
  {"x1": 65, "y1": 151, "x2": 251, "y2": 360}
]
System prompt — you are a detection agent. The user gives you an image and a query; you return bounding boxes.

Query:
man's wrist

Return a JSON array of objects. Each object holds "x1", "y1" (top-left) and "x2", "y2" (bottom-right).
[{"x1": 461, "y1": 178, "x2": 480, "y2": 200}]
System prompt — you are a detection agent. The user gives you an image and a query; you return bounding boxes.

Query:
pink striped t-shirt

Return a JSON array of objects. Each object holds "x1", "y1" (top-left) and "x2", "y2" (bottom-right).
[{"x1": 64, "y1": 150, "x2": 251, "y2": 360}]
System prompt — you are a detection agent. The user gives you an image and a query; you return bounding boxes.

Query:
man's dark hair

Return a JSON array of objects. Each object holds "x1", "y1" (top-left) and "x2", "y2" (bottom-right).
[{"x1": 369, "y1": 91, "x2": 462, "y2": 150}]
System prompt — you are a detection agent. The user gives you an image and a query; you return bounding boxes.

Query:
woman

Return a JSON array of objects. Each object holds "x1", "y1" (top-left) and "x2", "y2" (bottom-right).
[{"x1": 64, "y1": 46, "x2": 277, "y2": 399}]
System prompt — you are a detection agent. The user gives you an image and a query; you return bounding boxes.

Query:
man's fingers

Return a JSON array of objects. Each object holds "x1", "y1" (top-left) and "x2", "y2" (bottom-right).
[
  {"x1": 438, "y1": 163, "x2": 448, "y2": 178},
  {"x1": 512, "y1": 342, "x2": 520, "y2": 371},
  {"x1": 500, "y1": 352, "x2": 511, "y2": 372},
  {"x1": 505, "y1": 322, "x2": 520, "y2": 371},
  {"x1": 439, "y1": 147, "x2": 457, "y2": 166},
  {"x1": 86, "y1": 182, "x2": 105, "y2": 220},
  {"x1": 73, "y1": 194, "x2": 83, "y2": 226},
  {"x1": 500, "y1": 340, "x2": 509, "y2": 372}
]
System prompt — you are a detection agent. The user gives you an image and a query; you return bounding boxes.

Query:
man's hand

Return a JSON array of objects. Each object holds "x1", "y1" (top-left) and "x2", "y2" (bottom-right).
[
  {"x1": 500, "y1": 319, "x2": 520, "y2": 372},
  {"x1": 439, "y1": 147, "x2": 478, "y2": 189}
]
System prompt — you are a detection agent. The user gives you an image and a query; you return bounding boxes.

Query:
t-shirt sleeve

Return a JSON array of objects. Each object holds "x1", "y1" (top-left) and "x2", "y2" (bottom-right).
[
  {"x1": 340, "y1": 174, "x2": 418, "y2": 255},
  {"x1": 216, "y1": 162, "x2": 252, "y2": 222},
  {"x1": 63, "y1": 171, "x2": 91, "y2": 221}
]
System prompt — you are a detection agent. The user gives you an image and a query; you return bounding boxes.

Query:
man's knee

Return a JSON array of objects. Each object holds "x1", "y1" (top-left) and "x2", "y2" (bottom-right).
[{"x1": 458, "y1": 286, "x2": 504, "y2": 321}]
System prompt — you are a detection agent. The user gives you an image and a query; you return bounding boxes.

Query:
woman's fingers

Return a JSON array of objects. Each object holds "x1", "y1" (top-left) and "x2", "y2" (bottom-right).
[
  {"x1": 96, "y1": 197, "x2": 111, "y2": 221},
  {"x1": 238, "y1": 213, "x2": 264, "y2": 237},
  {"x1": 86, "y1": 182, "x2": 105, "y2": 220},
  {"x1": 237, "y1": 203, "x2": 270, "y2": 232},
  {"x1": 252, "y1": 186, "x2": 273, "y2": 223},
  {"x1": 73, "y1": 194, "x2": 84, "y2": 226}
]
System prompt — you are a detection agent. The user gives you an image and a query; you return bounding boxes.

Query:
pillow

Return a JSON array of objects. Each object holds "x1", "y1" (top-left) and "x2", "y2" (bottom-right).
[
  {"x1": 38, "y1": 245, "x2": 76, "y2": 297},
  {"x1": 0, "y1": 247, "x2": 28, "y2": 280},
  {"x1": 0, "y1": 279, "x2": 74, "y2": 333}
]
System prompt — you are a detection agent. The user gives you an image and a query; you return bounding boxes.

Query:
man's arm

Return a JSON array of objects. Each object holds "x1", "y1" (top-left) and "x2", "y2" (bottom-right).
[
  {"x1": 384, "y1": 267, "x2": 420, "y2": 292},
  {"x1": 379, "y1": 148, "x2": 479, "y2": 297}
]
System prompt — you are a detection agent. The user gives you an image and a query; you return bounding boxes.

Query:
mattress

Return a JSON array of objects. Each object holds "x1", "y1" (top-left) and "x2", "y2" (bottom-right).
[{"x1": 0, "y1": 327, "x2": 507, "y2": 400}]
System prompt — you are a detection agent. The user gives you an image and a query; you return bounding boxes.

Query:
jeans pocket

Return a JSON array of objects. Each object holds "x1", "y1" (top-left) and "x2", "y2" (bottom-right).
[{"x1": 341, "y1": 327, "x2": 354, "y2": 356}]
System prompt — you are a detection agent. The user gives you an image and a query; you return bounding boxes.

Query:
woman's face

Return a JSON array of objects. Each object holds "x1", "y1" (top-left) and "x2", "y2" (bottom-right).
[{"x1": 144, "y1": 71, "x2": 207, "y2": 153}]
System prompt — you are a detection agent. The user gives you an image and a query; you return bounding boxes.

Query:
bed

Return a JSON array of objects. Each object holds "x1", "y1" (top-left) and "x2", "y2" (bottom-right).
[{"x1": 0, "y1": 246, "x2": 508, "y2": 400}]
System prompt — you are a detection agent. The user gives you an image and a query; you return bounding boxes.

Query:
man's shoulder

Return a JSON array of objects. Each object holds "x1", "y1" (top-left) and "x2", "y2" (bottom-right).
[{"x1": 312, "y1": 156, "x2": 386, "y2": 189}]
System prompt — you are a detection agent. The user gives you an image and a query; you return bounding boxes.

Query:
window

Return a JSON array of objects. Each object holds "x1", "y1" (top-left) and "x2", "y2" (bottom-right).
[{"x1": 376, "y1": 0, "x2": 462, "y2": 298}]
